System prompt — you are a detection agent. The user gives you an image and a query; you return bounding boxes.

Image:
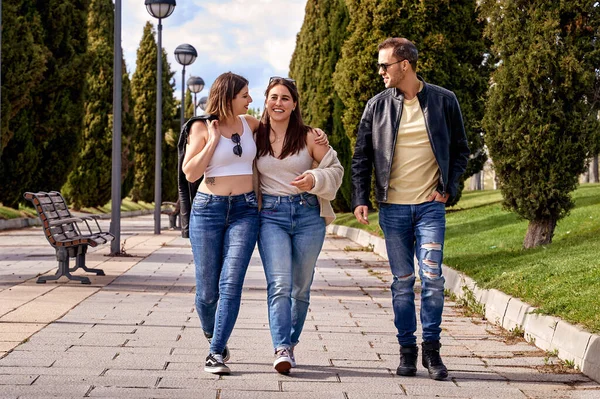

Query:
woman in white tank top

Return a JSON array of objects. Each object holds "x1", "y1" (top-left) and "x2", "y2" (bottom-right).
[
  {"x1": 181, "y1": 72, "x2": 259, "y2": 376},
  {"x1": 255, "y1": 77, "x2": 343, "y2": 374}
]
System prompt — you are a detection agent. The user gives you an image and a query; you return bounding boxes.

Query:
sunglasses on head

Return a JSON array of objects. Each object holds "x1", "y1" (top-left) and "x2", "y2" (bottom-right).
[
  {"x1": 231, "y1": 133, "x2": 242, "y2": 157},
  {"x1": 269, "y1": 76, "x2": 296, "y2": 85}
]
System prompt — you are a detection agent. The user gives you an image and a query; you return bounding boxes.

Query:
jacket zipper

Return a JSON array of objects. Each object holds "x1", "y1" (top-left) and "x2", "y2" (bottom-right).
[{"x1": 385, "y1": 95, "x2": 403, "y2": 202}]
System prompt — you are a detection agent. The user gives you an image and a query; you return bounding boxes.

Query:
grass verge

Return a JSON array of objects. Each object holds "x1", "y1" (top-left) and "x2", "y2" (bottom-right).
[
  {"x1": 333, "y1": 184, "x2": 600, "y2": 333},
  {"x1": 0, "y1": 198, "x2": 154, "y2": 219}
]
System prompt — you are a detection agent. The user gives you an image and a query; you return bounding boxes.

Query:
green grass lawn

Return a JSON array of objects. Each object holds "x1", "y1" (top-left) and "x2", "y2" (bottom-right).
[
  {"x1": 0, "y1": 198, "x2": 154, "y2": 219},
  {"x1": 333, "y1": 184, "x2": 600, "y2": 333}
]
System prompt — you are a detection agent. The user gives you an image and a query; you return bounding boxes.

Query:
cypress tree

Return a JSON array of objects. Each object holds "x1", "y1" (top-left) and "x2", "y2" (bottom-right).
[
  {"x1": 0, "y1": 0, "x2": 47, "y2": 207},
  {"x1": 121, "y1": 58, "x2": 136, "y2": 199},
  {"x1": 185, "y1": 89, "x2": 194, "y2": 119},
  {"x1": 130, "y1": 22, "x2": 158, "y2": 202},
  {"x1": 333, "y1": 0, "x2": 490, "y2": 204},
  {"x1": 63, "y1": 0, "x2": 114, "y2": 209},
  {"x1": 130, "y1": 22, "x2": 177, "y2": 203},
  {"x1": 290, "y1": 0, "x2": 352, "y2": 211},
  {"x1": 29, "y1": 0, "x2": 90, "y2": 193},
  {"x1": 480, "y1": 0, "x2": 600, "y2": 248},
  {"x1": 161, "y1": 50, "x2": 178, "y2": 202}
]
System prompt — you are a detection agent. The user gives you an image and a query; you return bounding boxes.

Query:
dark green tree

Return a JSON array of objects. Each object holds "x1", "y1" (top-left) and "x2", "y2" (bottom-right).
[
  {"x1": 290, "y1": 0, "x2": 352, "y2": 211},
  {"x1": 333, "y1": 0, "x2": 490, "y2": 204},
  {"x1": 185, "y1": 89, "x2": 194, "y2": 119},
  {"x1": 161, "y1": 56, "x2": 178, "y2": 203},
  {"x1": 0, "y1": 0, "x2": 48, "y2": 207},
  {"x1": 121, "y1": 58, "x2": 137, "y2": 199},
  {"x1": 480, "y1": 0, "x2": 600, "y2": 248},
  {"x1": 29, "y1": 0, "x2": 90, "y2": 194},
  {"x1": 63, "y1": 0, "x2": 114, "y2": 209},
  {"x1": 130, "y1": 22, "x2": 177, "y2": 203}
]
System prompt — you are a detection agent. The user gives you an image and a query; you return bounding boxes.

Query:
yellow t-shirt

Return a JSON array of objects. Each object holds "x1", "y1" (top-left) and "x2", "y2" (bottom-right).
[{"x1": 386, "y1": 93, "x2": 440, "y2": 204}]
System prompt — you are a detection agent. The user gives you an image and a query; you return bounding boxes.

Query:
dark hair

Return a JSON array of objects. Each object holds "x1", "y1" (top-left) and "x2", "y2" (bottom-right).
[
  {"x1": 256, "y1": 78, "x2": 311, "y2": 159},
  {"x1": 204, "y1": 72, "x2": 249, "y2": 120},
  {"x1": 378, "y1": 38, "x2": 418, "y2": 71}
]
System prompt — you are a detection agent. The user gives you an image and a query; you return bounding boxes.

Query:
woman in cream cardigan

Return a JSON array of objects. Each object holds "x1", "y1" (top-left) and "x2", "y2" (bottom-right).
[{"x1": 255, "y1": 76, "x2": 343, "y2": 374}]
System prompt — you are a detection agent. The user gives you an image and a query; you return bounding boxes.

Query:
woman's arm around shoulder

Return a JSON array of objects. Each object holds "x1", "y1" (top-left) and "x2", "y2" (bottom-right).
[
  {"x1": 182, "y1": 119, "x2": 220, "y2": 182},
  {"x1": 307, "y1": 128, "x2": 330, "y2": 163}
]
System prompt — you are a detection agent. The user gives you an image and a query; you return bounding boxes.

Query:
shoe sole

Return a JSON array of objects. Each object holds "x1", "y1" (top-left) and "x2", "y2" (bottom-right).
[
  {"x1": 274, "y1": 359, "x2": 292, "y2": 374},
  {"x1": 429, "y1": 371, "x2": 448, "y2": 380},
  {"x1": 396, "y1": 367, "x2": 417, "y2": 376},
  {"x1": 204, "y1": 365, "x2": 230, "y2": 375}
]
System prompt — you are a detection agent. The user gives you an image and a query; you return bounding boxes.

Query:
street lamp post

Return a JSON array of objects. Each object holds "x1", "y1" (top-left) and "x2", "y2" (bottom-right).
[
  {"x1": 187, "y1": 76, "x2": 205, "y2": 116},
  {"x1": 174, "y1": 44, "x2": 197, "y2": 131},
  {"x1": 198, "y1": 96, "x2": 208, "y2": 114},
  {"x1": 110, "y1": 0, "x2": 122, "y2": 254},
  {"x1": 145, "y1": 0, "x2": 176, "y2": 235}
]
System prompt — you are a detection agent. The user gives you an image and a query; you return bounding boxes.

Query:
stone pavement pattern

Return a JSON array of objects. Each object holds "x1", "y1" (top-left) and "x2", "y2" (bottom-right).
[{"x1": 0, "y1": 215, "x2": 599, "y2": 398}]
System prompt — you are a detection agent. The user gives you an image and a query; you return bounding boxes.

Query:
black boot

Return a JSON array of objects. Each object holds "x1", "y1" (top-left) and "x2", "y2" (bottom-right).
[
  {"x1": 396, "y1": 345, "x2": 418, "y2": 376},
  {"x1": 421, "y1": 341, "x2": 448, "y2": 380}
]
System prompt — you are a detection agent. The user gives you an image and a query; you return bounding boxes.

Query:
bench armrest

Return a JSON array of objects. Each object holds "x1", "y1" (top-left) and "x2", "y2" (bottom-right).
[
  {"x1": 78, "y1": 216, "x2": 104, "y2": 234},
  {"x1": 49, "y1": 217, "x2": 83, "y2": 226}
]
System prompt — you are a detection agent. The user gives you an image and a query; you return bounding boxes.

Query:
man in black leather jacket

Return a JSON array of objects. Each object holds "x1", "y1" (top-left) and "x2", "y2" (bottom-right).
[{"x1": 351, "y1": 38, "x2": 470, "y2": 381}]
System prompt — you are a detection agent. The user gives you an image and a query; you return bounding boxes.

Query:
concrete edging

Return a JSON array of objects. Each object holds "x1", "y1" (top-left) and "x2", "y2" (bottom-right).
[
  {"x1": 327, "y1": 224, "x2": 600, "y2": 383},
  {"x1": 0, "y1": 209, "x2": 154, "y2": 232}
]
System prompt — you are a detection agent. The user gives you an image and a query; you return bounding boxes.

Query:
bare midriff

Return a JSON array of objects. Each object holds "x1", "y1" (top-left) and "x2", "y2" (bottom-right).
[{"x1": 197, "y1": 174, "x2": 254, "y2": 196}]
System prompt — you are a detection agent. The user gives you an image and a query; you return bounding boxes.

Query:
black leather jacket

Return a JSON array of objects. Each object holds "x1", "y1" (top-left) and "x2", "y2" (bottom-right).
[
  {"x1": 351, "y1": 76, "x2": 470, "y2": 210},
  {"x1": 177, "y1": 116, "x2": 209, "y2": 238}
]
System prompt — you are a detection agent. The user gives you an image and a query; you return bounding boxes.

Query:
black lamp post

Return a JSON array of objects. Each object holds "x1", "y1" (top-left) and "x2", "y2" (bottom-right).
[
  {"x1": 174, "y1": 44, "x2": 197, "y2": 131},
  {"x1": 145, "y1": 0, "x2": 176, "y2": 235},
  {"x1": 187, "y1": 76, "x2": 205, "y2": 116}
]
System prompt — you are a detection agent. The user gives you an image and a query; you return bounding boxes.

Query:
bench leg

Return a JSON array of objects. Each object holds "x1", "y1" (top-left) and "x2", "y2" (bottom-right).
[
  {"x1": 37, "y1": 248, "x2": 91, "y2": 285},
  {"x1": 68, "y1": 246, "x2": 105, "y2": 276}
]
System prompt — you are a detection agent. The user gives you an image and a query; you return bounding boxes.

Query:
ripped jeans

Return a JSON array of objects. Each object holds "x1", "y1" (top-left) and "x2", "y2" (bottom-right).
[{"x1": 379, "y1": 201, "x2": 446, "y2": 346}]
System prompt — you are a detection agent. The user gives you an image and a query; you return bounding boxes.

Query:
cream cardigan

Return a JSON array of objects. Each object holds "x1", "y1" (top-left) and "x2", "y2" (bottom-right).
[{"x1": 306, "y1": 147, "x2": 344, "y2": 225}]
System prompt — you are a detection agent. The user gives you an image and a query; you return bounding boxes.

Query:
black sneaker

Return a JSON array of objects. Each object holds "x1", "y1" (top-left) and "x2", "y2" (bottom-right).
[
  {"x1": 421, "y1": 341, "x2": 448, "y2": 380},
  {"x1": 204, "y1": 353, "x2": 230, "y2": 375},
  {"x1": 396, "y1": 345, "x2": 418, "y2": 376},
  {"x1": 204, "y1": 332, "x2": 230, "y2": 362}
]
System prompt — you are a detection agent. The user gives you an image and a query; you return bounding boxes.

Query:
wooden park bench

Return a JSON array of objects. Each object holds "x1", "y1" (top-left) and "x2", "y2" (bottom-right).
[
  {"x1": 161, "y1": 200, "x2": 181, "y2": 230},
  {"x1": 23, "y1": 191, "x2": 114, "y2": 284}
]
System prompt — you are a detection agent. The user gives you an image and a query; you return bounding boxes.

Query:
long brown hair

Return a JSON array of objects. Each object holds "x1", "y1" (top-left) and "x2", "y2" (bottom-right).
[
  {"x1": 204, "y1": 72, "x2": 249, "y2": 120},
  {"x1": 256, "y1": 78, "x2": 311, "y2": 159}
]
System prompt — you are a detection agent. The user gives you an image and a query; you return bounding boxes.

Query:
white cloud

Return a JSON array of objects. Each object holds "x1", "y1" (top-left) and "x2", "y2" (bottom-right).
[{"x1": 119, "y1": 0, "x2": 307, "y2": 109}]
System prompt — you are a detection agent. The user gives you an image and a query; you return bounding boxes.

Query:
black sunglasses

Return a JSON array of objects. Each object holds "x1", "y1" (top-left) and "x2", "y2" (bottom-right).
[
  {"x1": 269, "y1": 76, "x2": 296, "y2": 85},
  {"x1": 231, "y1": 133, "x2": 242, "y2": 157},
  {"x1": 377, "y1": 59, "x2": 405, "y2": 72}
]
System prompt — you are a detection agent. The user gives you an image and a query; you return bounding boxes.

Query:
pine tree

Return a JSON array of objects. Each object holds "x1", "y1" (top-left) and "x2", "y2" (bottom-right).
[
  {"x1": 63, "y1": 0, "x2": 114, "y2": 209},
  {"x1": 0, "y1": 0, "x2": 48, "y2": 207},
  {"x1": 333, "y1": 0, "x2": 490, "y2": 204},
  {"x1": 29, "y1": 0, "x2": 90, "y2": 194},
  {"x1": 185, "y1": 89, "x2": 194, "y2": 119},
  {"x1": 130, "y1": 22, "x2": 177, "y2": 203},
  {"x1": 121, "y1": 58, "x2": 137, "y2": 199},
  {"x1": 480, "y1": 0, "x2": 600, "y2": 248},
  {"x1": 290, "y1": 0, "x2": 352, "y2": 211}
]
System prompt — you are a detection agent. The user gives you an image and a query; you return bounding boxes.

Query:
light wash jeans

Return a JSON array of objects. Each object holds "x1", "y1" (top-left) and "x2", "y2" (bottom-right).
[
  {"x1": 189, "y1": 191, "x2": 259, "y2": 354},
  {"x1": 258, "y1": 193, "x2": 325, "y2": 350},
  {"x1": 379, "y1": 201, "x2": 446, "y2": 346}
]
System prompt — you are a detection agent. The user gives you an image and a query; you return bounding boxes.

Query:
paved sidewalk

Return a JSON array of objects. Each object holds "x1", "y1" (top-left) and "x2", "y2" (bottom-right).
[{"x1": 0, "y1": 215, "x2": 599, "y2": 398}]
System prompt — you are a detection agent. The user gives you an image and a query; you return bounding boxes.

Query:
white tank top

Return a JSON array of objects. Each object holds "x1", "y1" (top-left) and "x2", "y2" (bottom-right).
[
  {"x1": 256, "y1": 146, "x2": 313, "y2": 195},
  {"x1": 205, "y1": 116, "x2": 256, "y2": 178}
]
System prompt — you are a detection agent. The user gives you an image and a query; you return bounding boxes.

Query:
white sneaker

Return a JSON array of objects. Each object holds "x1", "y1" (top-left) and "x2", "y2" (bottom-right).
[{"x1": 273, "y1": 348, "x2": 293, "y2": 374}]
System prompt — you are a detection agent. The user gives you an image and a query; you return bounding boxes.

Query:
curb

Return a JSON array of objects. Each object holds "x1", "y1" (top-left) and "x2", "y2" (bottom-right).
[
  {"x1": 0, "y1": 209, "x2": 154, "y2": 232},
  {"x1": 327, "y1": 224, "x2": 600, "y2": 383}
]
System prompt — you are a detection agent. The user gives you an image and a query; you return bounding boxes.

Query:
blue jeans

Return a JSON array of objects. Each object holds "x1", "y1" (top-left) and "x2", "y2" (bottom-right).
[
  {"x1": 258, "y1": 193, "x2": 325, "y2": 350},
  {"x1": 379, "y1": 201, "x2": 446, "y2": 346},
  {"x1": 189, "y1": 191, "x2": 259, "y2": 354}
]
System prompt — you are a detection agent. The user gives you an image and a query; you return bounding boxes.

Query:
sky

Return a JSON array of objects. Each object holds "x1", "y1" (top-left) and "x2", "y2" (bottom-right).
[{"x1": 121, "y1": 0, "x2": 309, "y2": 114}]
